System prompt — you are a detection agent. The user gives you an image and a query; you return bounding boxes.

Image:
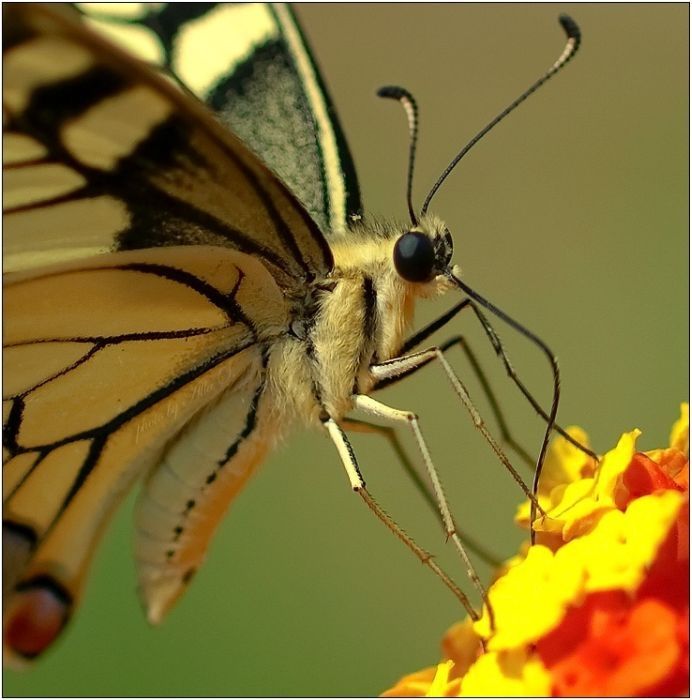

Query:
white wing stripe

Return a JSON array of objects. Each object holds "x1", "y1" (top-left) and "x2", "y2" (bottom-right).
[
  {"x1": 174, "y1": 4, "x2": 276, "y2": 98},
  {"x1": 273, "y1": 3, "x2": 347, "y2": 233}
]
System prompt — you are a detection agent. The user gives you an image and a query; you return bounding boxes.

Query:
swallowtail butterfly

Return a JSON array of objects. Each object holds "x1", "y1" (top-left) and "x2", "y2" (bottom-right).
[{"x1": 3, "y1": 2, "x2": 587, "y2": 672}]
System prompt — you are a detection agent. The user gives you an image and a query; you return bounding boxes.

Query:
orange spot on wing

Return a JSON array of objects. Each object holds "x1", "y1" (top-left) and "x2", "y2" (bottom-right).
[{"x1": 5, "y1": 586, "x2": 70, "y2": 659}]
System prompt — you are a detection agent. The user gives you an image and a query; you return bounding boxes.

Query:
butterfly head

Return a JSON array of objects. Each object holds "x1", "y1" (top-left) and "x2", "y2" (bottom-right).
[{"x1": 380, "y1": 16, "x2": 581, "y2": 293}]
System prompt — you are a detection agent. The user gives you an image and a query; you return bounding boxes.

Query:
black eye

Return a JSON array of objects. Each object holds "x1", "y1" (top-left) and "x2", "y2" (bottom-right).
[{"x1": 393, "y1": 232, "x2": 436, "y2": 282}]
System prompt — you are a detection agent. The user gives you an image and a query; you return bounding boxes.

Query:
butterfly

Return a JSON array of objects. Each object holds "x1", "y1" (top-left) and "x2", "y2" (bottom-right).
[{"x1": 3, "y1": 2, "x2": 584, "y2": 668}]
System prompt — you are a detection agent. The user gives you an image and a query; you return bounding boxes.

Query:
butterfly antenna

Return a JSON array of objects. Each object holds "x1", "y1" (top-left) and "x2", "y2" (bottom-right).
[
  {"x1": 448, "y1": 269, "x2": 559, "y2": 544},
  {"x1": 378, "y1": 86, "x2": 420, "y2": 226},
  {"x1": 421, "y1": 14, "x2": 581, "y2": 216}
]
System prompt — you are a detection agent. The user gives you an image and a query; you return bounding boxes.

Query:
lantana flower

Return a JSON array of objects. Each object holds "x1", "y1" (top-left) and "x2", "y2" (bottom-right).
[{"x1": 382, "y1": 404, "x2": 689, "y2": 697}]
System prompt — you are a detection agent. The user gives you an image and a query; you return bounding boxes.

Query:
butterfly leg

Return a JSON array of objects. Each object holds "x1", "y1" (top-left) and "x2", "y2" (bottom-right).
[
  {"x1": 323, "y1": 418, "x2": 479, "y2": 620},
  {"x1": 340, "y1": 417, "x2": 500, "y2": 568},
  {"x1": 375, "y1": 334, "x2": 534, "y2": 468},
  {"x1": 370, "y1": 350, "x2": 543, "y2": 518},
  {"x1": 348, "y1": 395, "x2": 492, "y2": 623}
]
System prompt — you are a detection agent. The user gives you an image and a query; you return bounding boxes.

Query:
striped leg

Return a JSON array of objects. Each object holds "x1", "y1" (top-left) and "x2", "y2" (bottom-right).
[
  {"x1": 349, "y1": 395, "x2": 492, "y2": 621},
  {"x1": 375, "y1": 334, "x2": 535, "y2": 468},
  {"x1": 322, "y1": 418, "x2": 480, "y2": 621},
  {"x1": 340, "y1": 417, "x2": 500, "y2": 567},
  {"x1": 370, "y1": 349, "x2": 544, "y2": 517}
]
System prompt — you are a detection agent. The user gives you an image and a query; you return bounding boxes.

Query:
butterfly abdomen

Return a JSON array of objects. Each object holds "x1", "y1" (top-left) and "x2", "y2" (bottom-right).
[
  {"x1": 133, "y1": 259, "x2": 409, "y2": 623},
  {"x1": 135, "y1": 352, "x2": 273, "y2": 623}
]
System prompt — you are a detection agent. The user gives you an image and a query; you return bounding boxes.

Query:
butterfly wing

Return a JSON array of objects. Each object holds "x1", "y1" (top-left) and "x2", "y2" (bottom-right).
[
  {"x1": 76, "y1": 2, "x2": 363, "y2": 234},
  {"x1": 2, "y1": 3, "x2": 321, "y2": 663},
  {"x1": 4, "y1": 3, "x2": 333, "y2": 288},
  {"x1": 4, "y1": 246, "x2": 285, "y2": 662}
]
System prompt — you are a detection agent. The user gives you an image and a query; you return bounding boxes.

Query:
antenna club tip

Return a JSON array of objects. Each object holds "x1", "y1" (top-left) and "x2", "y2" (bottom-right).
[
  {"x1": 558, "y1": 14, "x2": 581, "y2": 41},
  {"x1": 377, "y1": 85, "x2": 413, "y2": 101}
]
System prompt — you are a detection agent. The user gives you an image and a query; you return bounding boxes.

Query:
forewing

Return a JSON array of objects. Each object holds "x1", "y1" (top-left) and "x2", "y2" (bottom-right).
[
  {"x1": 2, "y1": 245, "x2": 288, "y2": 665},
  {"x1": 75, "y1": 2, "x2": 363, "y2": 233},
  {"x1": 3, "y1": 3, "x2": 333, "y2": 291}
]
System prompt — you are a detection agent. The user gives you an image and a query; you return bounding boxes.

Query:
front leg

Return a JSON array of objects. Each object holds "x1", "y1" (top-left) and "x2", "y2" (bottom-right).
[
  {"x1": 374, "y1": 334, "x2": 534, "y2": 468},
  {"x1": 368, "y1": 350, "x2": 545, "y2": 516}
]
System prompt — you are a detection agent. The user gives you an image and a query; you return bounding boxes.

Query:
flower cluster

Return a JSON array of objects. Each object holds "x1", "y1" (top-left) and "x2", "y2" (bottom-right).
[{"x1": 382, "y1": 405, "x2": 689, "y2": 697}]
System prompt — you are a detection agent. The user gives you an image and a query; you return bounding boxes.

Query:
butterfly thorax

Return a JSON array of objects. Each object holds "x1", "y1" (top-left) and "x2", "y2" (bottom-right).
[{"x1": 266, "y1": 215, "x2": 455, "y2": 427}]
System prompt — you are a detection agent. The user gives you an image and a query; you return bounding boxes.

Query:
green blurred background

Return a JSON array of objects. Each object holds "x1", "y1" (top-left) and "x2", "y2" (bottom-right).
[{"x1": 5, "y1": 4, "x2": 687, "y2": 697}]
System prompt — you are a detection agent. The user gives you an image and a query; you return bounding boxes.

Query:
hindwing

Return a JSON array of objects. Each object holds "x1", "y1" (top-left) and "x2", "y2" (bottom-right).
[{"x1": 2, "y1": 244, "x2": 288, "y2": 663}]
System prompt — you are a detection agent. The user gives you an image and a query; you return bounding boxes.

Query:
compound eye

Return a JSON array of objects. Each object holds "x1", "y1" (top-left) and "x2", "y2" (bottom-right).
[{"x1": 393, "y1": 231, "x2": 436, "y2": 282}]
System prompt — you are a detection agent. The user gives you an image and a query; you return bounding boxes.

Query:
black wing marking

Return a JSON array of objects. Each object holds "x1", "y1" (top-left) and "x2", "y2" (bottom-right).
[
  {"x1": 74, "y1": 2, "x2": 363, "y2": 234},
  {"x1": 4, "y1": 4, "x2": 333, "y2": 291}
]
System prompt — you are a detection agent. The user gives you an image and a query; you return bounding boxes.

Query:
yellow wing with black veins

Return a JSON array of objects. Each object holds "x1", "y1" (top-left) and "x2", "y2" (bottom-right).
[
  {"x1": 3, "y1": 4, "x2": 333, "y2": 290},
  {"x1": 3, "y1": 246, "x2": 288, "y2": 665}
]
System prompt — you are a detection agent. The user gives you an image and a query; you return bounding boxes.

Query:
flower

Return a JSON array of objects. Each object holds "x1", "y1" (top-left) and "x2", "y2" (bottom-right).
[{"x1": 382, "y1": 405, "x2": 689, "y2": 697}]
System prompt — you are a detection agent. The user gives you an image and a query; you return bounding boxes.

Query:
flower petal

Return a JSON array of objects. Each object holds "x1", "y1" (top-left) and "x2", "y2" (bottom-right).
[
  {"x1": 441, "y1": 619, "x2": 482, "y2": 678},
  {"x1": 474, "y1": 546, "x2": 584, "y2": 650},
  {"x1": 381, "y1": 411, "x2": 689, "y2": 699},
  {"x1": 546, "y1": 597, "x2": 684, "y2": 696},
  {"x1": 426, "y1": 660, "x2": 461, "y2": 697},
  {"x1": 460, "y1": 650, "x2": 551, "y2": 697},
  {"x1": 381, "y1": 667, "x2": 438, "y2": 697}
]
